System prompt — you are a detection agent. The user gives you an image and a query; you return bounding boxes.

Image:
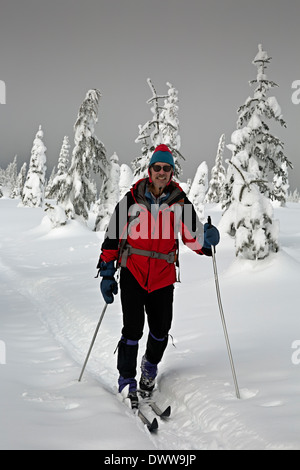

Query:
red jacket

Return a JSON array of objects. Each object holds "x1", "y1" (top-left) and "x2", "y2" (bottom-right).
[{"x1": 99, "y1": 178, "x2": 205, "y2": 292}]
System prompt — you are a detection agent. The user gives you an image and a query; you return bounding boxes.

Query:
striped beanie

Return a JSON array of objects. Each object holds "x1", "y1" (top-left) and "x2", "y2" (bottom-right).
[{"x1": 149, "y1": 144, "x2": 175, "y2": 169}]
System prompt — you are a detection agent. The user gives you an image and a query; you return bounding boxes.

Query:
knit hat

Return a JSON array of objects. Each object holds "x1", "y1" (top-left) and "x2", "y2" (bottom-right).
[{"x1": 149, "y1": 144, "x2": 175, "y2": 169}]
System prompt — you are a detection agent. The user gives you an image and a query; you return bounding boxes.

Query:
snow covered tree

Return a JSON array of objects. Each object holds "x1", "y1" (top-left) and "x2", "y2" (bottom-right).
[
  {"x1": 160, "y1": 82, "x2": 185, "y2": 178},
  {"x1": 0, "y1": 167, "x2": 3, "y2": 197},
  {"x1": 5, "y1": 155, "x2": 18, "y2": 196},
  {"x1": 272, "y1": 161, "x2": 289, "y2": 206},
  {"x1": 220, "y1": 159, "x2": 279, "y2": 260},
  {"x1": 132, "y1": 79, "x2": 184, "y2": 180},
  {"x1": 221, "y1": 45, "x2": 291, "y2": 259},
  {"x1": 205, "y1": 134, "x2": 226, "y2": 203},
  {"x1": 44, "y1": 202, "x2": 67, "y2": 228},
  {"x1": 94, "y1": 152, "x2": 120, "y2": 231},
  {"x1": 187, "y1": 177, "x2": 192, "y2": 192},
  {"x1": 58, "y1": 89, "x2": 106, "y2": 221},
  {"x1": 22, "y1": 126, "x2": 47, "y2": 208},
  {"x1": 188, "y1": 161, "x2": 208, "y2": 221},
  {"x1": 45, "y1": 166, "x2": 56, "y2": 197},
  {"x1": 0, "y1": 167, "x2": 4, "y2": 186},
  {"x1": 132, "y1": 79, "x2": 167, "y2": 181},
  {"x1": 236, "y1": 44, "x2": 292, "y2": 204},
  {"x1": 132, "y1": 132, "x2": 153, "y2": 182},
  {"x1": 119, "y1": 163, "x2": 133, "y2": 199},
  {"x1": 11, "y1": 162, "x2": 27, "y2": 198},
  {"x1": 287, "y1": 188, "x2": 300, "y2": 203},
  {"x1": 57, "y1": 136, "x2": 70, "y2": 174},
  {"x1": 46, "y1": 136, "x2": 70, "y2": 199},
  {"x1": 0, "y1": 155, "x2": 19, "y2": 196}
]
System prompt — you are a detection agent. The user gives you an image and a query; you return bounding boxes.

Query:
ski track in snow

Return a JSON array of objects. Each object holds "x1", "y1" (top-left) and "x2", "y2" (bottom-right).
[
  {"x1": 1, "y1": 268, "x2": 263, "y2": 450},
  {"x1": 1, "y1": 199, "x2": 300, "y2": 450}
]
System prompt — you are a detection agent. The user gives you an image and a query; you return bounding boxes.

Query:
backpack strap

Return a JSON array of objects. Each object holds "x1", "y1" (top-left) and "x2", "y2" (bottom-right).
[
  {"x1": 119, "y1": 244, "x2": 177, "y2": 268},
  {"x1": 117, "y1": 211, "x2": 140, "y2": 267}
]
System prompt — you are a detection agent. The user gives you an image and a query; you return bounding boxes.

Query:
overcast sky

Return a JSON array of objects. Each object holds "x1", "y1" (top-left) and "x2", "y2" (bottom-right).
[{"x1": 0, "y1": 0, "x2": 300, "y2": 190}]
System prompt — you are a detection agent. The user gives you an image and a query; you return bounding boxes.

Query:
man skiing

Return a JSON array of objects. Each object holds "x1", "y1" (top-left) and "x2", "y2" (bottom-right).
[{"x1": 97, "y1": 144, "x2": 220, "y2": 406}]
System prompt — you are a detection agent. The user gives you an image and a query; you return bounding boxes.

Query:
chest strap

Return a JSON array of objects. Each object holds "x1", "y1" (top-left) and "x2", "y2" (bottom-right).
[{"x1": 120, "y1": 244, "x2": 176, "y2": 268}]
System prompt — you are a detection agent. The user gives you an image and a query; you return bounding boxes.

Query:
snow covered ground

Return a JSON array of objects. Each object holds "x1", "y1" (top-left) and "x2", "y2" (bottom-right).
[{"x1": 1, "y1": 198, "x2": 300, "y2": 450}]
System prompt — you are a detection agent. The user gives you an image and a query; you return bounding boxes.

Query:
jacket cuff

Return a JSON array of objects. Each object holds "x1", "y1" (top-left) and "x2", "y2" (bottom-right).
[{"x1": 97, "y1": 260, "x2": 116, "y2": 277}]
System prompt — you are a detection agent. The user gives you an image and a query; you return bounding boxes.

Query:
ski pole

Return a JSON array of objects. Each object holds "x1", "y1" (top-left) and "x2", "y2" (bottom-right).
[
  {"x1": 207, "y1": 216, "x2": 241, "y2": 399},
  {"x1": 78, "y1": 303, "x2": 108, "y2": 382}
]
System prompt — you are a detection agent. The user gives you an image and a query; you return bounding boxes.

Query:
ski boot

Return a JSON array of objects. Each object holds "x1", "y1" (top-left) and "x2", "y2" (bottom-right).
[
  {"x1": 139, "y1": 355, "x2": 157, "y2": 398},
  {"x1": 119, "y1": 377, "x2": 139, "y2": 409}
]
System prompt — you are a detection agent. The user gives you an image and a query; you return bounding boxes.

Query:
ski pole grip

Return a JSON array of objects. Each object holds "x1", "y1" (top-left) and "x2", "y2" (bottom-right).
[{"x1": 207, "y1": 216, "x2": 216, "y2": 253}]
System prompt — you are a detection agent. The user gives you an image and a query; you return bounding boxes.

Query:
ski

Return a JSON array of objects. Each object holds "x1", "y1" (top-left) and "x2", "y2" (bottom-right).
[
  {"x1": 123, "y1": 392, "x2": 159, "y2": 433},
  {"x1": 139, "y1": 390, "x2": 171, "y2": 419},
  {"x1": 149, "y1": 401, "x2": 171, "y2": 419},
  {"x1": 137, "y1": 409, "x2": 158, "y2": 432},
  {"x1": 120, "y1": 388, "x2": 170, "y2": 432}
]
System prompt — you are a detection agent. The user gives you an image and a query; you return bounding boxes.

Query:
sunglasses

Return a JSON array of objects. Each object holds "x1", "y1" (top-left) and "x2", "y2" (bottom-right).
[{"x1": 151, "y1": 164, "x2": 172, "y2": 173}]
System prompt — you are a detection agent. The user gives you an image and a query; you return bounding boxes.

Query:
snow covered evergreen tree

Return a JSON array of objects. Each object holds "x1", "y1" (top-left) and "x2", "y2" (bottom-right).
[
  {"x1": 119, "y1": 163, "x2": 133, "y2": 199},
  {"x1": 235, "y1": 44, "x2": 292, "y2": 204},
  {"x1": 0, "y1": 167, "x2": 4, "y2": 186},
  {"x1": 179, "y1": 177, "x2": 192, "y2": 196},
  {"x1": 11, "y1": 162, "x2": 27, "y2": 199},
  {"x1": 0, "y1": 167, "x2": 6, "y2": 195},
  {"x1": 45, "y1": 166, "x2": 56, "y2": 198},
  {"x1": 272, "y1": 161, "x2": 289, "y2": 206},
  {"x1": 22, "y1": 126, "x2": 47, "y2": 208},
  {"x1": 160, "y1": 82, "x2": 185, "y2": 178},
  {"x1": 287, "y1": 188, "x2": 300, "y2": 203},
  {"x1": 94, "y1": 152, "x2": 120, "y2": 231},
  {"x1": 5, "y1": 155, "x2": 18, "y2": 196},
  {"x1": 220, "y1": 159, "x2": 279, "y2": 260},
  {"x1": 57, "y1": 136, "x2": 70, "y2": 175},
  {"x1": 221, "y1": 45, "x2": 291, "y2": 260},
  {"x1": 132, "y1": 126, "x2": 153, "y2": 182},
  {"x1": 205, "y1": 134, "x2": 226, "y2": 203},
  {"x1": 132, "y1": 79, "x2": 184, "y2": 180},
  {"x1": 0, "y1": 155, "x2": 19, "y2": 196},
  {"x1": 46, "y1": 136, "x2": 70, "y2": 199},
  {"x1": 0, "y1": 166, "x2": 3, "y2": 197},
  {"x1": 188, "y1": 161, "x2": 208, "y2": 221},
  {"x1": 58, "y1": 89, "x2": 106, "y2": 221},
  {"x1": 132, "y1": 79, "x2": 167, "y2": 181}
]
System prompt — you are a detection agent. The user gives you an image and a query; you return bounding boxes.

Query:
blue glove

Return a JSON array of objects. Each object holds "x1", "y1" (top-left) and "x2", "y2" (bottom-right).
[
  {"x1": 101, "y1": 278, "x2": 118, "y2": 304},
  {"x1": 99, "y1": 261, "x2": 118, "y2": 304},
  {"x1": 203, "y1": 223, "x2": 220, "y2": 249}
]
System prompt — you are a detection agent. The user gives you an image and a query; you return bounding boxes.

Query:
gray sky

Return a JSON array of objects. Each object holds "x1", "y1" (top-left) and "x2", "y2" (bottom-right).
[{"x1": 0, "y1": 0, "x2": 299, "y2": 190}]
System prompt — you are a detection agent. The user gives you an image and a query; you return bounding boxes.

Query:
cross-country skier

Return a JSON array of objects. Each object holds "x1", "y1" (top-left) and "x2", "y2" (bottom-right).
[{"x1": 97, "y1": 144, "x2": 220, "y2": 406}]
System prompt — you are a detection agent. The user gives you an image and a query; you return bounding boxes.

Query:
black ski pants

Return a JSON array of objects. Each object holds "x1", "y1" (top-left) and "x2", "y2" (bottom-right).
[{"x1": 118, "y1": 267, "x2": 174, "y2": 379}]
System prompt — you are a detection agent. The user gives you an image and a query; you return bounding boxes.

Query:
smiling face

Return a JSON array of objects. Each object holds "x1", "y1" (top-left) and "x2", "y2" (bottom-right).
[{"x1": 149, "y1": 162, "x2": 173, "y2": 196}]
